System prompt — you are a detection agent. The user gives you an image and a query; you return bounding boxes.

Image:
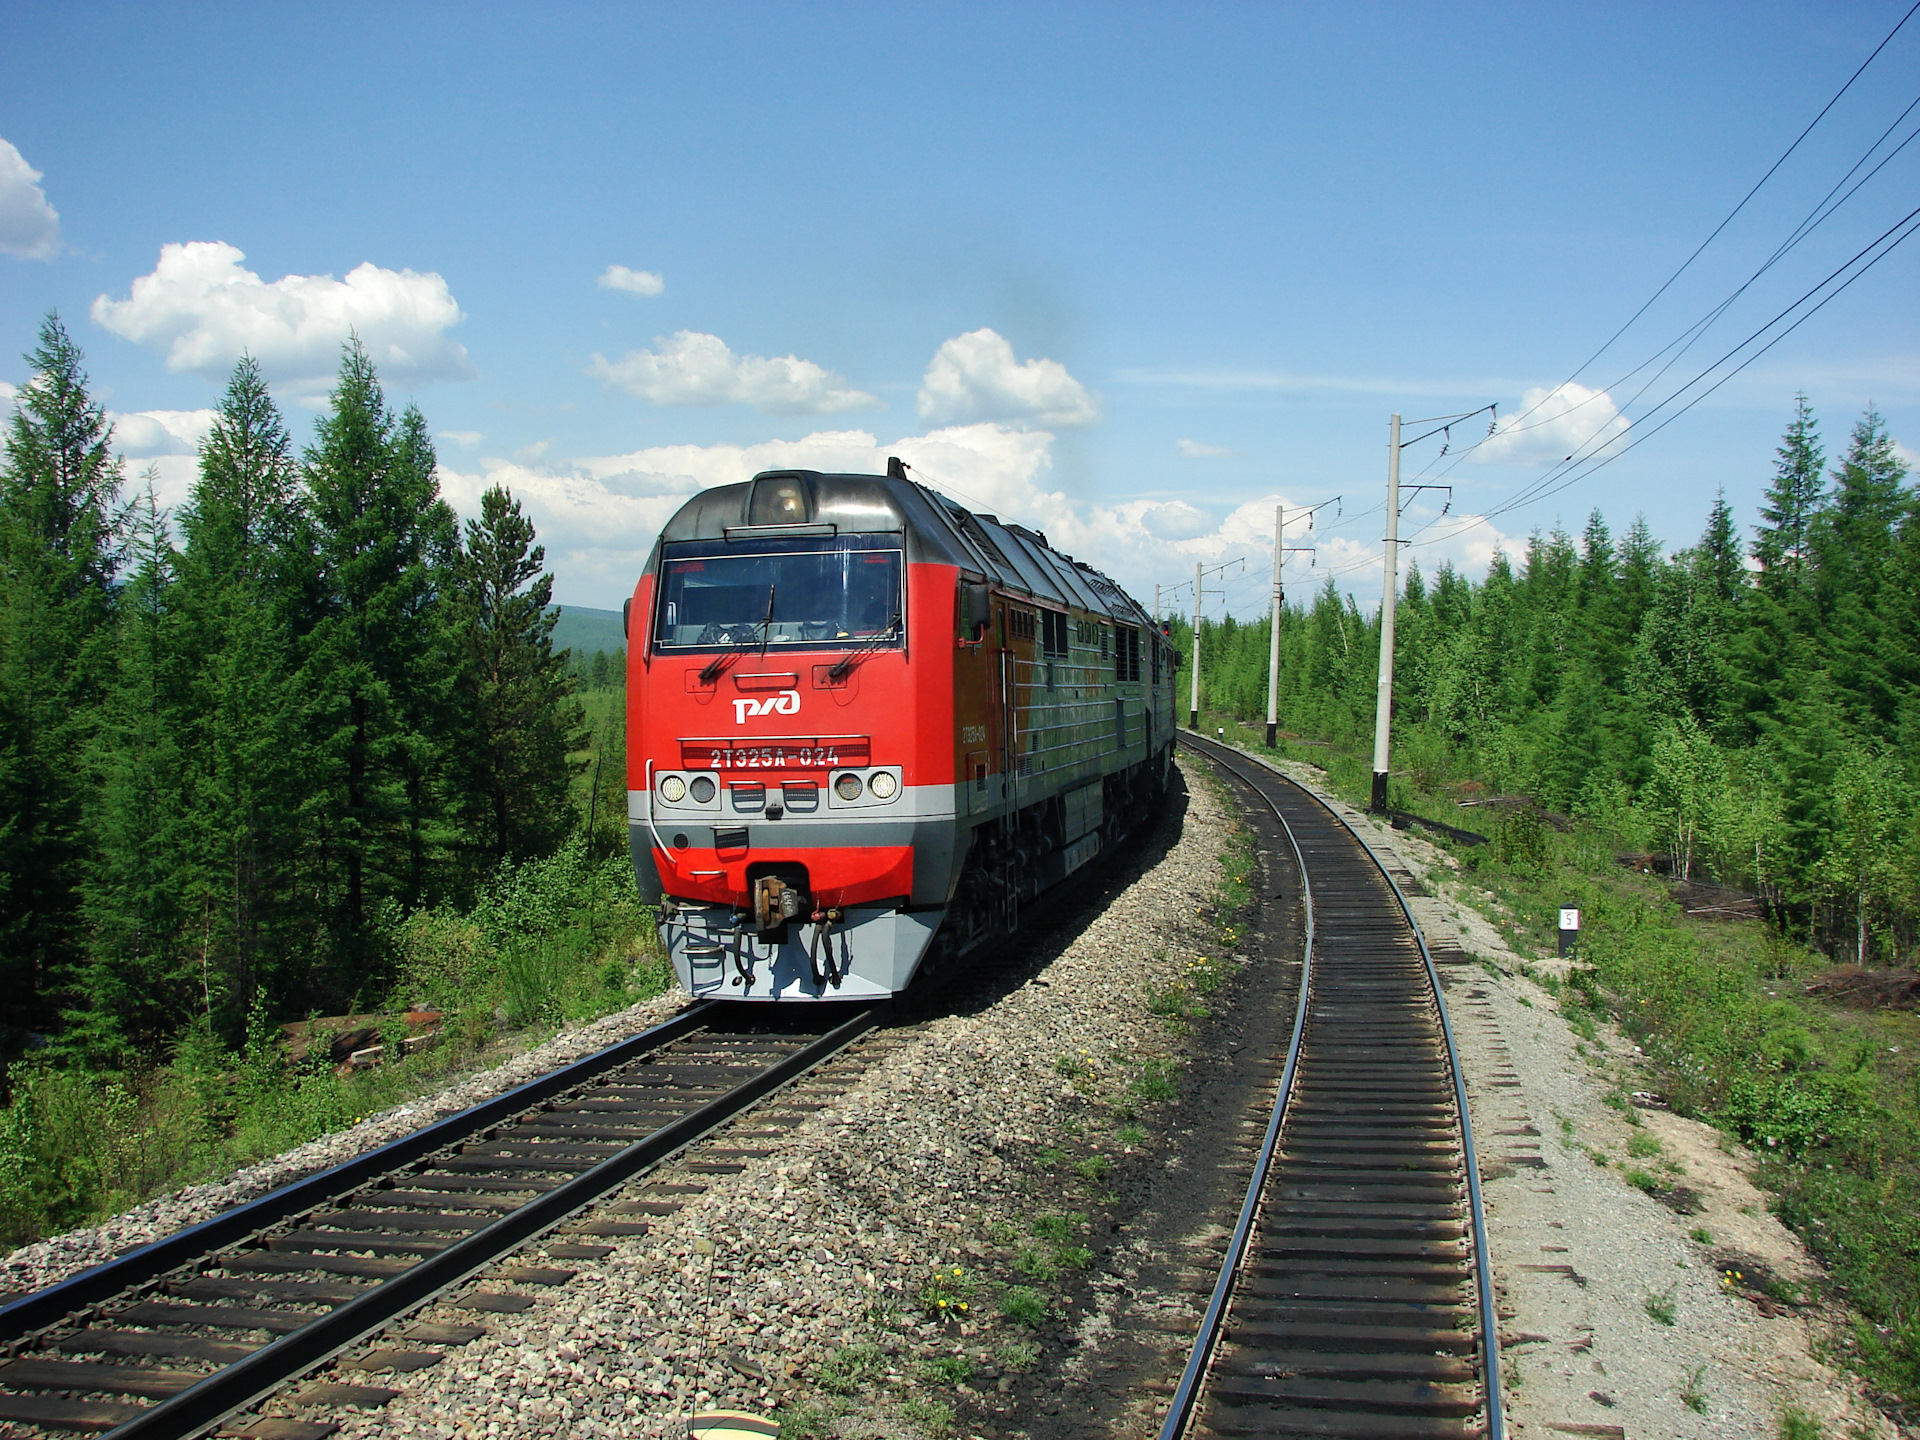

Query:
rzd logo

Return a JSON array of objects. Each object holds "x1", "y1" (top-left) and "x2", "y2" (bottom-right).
[{"x1": 733, "y1": 690, "x2": 801, "y2": 724}]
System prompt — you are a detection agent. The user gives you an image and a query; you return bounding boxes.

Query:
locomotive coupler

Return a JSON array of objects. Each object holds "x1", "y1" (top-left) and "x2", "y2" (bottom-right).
[{"x1": 752, "y1": 875, "x2": 808, "y2": 936}]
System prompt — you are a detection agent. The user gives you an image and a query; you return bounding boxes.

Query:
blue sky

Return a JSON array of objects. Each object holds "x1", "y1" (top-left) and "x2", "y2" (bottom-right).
[{"x1": 2, "y1": 2, "x2": 1915, "y2": 613}]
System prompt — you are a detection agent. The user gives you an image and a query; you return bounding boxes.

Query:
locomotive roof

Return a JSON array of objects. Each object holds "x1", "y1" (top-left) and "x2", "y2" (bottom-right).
[{"x1": 650, "y1": 469, "x2": 1153, "y2": 629}]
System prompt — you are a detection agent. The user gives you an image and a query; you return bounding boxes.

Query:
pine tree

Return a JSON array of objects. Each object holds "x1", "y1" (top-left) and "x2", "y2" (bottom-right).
[
  {"x1": 450, "y1": 484, "x2": 585, "y2": 873},
  {"x1": 172, "y1": 356, "x2": 307, "y2": 1030},
  {"x1": 0, "y1": 315, "x2": 125, "y2": 1038}
]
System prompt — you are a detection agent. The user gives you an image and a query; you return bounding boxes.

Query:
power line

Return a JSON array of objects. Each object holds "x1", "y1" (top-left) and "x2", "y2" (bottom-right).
[
  {"x1": 1400, "y1": 8, "x2": 1920, "y2": 491},
  {"x1": 1407, "y1": 197, "x2": 1920, "y2": 551},
  {"x1": 1498, "y1": 0, "x2": 1920, "y2": 439},
  {"x1": 1492, "y1": 199, "x2": 1920, "y2": 519},
  {"x1": 1474, "y1": 203, "x2": 1920, "y2": 519}
]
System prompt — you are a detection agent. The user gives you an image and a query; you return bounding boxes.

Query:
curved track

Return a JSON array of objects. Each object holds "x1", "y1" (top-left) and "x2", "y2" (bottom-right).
[
  {"x1": 1162, "y1": 732, "x2": 1503, "y2": 1440},
  {"x1": 0, "y1": 1004, "x2": 879, "y2": 1439}
]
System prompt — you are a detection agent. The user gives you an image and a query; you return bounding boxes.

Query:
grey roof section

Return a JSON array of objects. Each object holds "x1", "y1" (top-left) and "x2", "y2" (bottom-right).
[{"x1": 646, "y1": 470, "x2": 1151, "y2": 628}]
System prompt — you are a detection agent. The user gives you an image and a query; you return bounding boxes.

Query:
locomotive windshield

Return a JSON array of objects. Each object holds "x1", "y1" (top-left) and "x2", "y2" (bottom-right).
[{"x1": 653, "y1": 534, "x2": 904, "y2": 651}]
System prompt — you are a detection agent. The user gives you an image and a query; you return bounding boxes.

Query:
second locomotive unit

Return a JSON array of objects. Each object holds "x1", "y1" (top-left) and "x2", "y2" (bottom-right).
[{"x1": 626, "y1": 460, "x2": 1177, "y2": 1000}]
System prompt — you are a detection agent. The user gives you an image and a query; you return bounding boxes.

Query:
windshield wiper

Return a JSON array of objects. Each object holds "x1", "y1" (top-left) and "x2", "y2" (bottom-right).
[
  {"x1": 828, "y1": 609, "x2": 902, "y2": 682},
  {"x1": 699, "y1": 585, "x2": 777, "y2": 683}
]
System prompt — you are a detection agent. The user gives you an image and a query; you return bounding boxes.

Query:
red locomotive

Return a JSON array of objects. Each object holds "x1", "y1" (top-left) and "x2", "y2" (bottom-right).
[{"x1": 625, "y1": 460, "x2": 1177, "y2": 1000}]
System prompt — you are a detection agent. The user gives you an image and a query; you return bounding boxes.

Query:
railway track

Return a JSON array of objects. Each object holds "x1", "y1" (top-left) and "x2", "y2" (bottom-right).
[
  {"x1": 1163, "y1": 732, "x2": 1503, "y2": 1440},
  {"x1": 0, "y1": 1003, "x2": 882, "y2": 1439}
]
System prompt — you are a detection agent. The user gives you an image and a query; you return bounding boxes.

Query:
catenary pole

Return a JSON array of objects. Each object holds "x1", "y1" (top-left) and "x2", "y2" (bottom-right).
[
  {"x1": 1188, "y1": 560, "x2": 1203, "y2": 728},
  {"x1": 1370, "y1": 414, "x2": 1401, "y2": 813},
  {"x1": 1266, "y1": 504, "x2": 1283, "y2": 749}
]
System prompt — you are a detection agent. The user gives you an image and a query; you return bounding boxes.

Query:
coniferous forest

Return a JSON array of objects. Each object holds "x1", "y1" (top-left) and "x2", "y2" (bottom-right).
[
  {"x1": 1186, "y1": 394, "x2": 1917, "y2": 964},
  {"x1": 0, "y1": 317, "x2": 655, "y2": 1243}
]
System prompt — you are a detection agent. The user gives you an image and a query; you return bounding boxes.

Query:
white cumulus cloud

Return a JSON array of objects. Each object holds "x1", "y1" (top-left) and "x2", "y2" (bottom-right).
[
  {"x1": 588, "y1": 331, "x2": 876, "y2": 414},
  {"x1": 598, "y1": 264, "x2": 664, "y2": 296},
  {"x1": 91, "y1": 241, "x2": 474, "y2": 395},
  {"x1": 110, "y1": 408, "x2": 218, "y2": 456},
  {"x1": 1138, "y1": 501, "x2": 1216, "y2": 540},
  {"x1": 917, "y1": 329, "x2": 1098, "y2": 429},
  {"x1": 0, "y1": 140, "x2": 60, "y2": 260},
  {"x1": 1176, "y1": 438, "x2": 1232, "y2": 458},
  {"x1": 438, "y1": 430, "x2": 483, "y2": 446},
  {"x1": 1473, "y1": 382, "x2": 1627, "y2": 466},
  {"x1": 440, "y1": 420, "x2": 1518, "y2": 618}
]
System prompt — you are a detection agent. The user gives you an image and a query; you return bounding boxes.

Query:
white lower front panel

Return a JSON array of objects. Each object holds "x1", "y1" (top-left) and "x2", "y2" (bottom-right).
[{"x1": 662, "y1": 903, "x2": 943, "y2": 1000}]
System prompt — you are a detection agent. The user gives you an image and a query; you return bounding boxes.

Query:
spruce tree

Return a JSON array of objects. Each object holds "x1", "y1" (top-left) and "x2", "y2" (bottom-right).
[
  {"x1": 172, "y1": 356, "x2": 307, "y2": 1030},
  {"x1": 389, "y1": 404, "x2": 460, "y2": 911},
  {"x1": 0, "y1": 315, "x2": 125, "y2": 1039},
  {"x1": 450, "y1": 484, "x2": 586, "y2": 872},
  {"x1": 1813, "y1": 408, "x2": 1910, "y2": 733},
  {"x1": 1754, "y1": 393, "x2": 1824, "y2": 588},
  {"x1": 1693, "y1": 494, "x2": 1744, "y2": 609},
  {"x1": 1816, "y1": 407, "x2": 1908, "y2": 602},
  {"x1": 74, "y1": 477, "x2": 194, "y2": 1059},
  {"x1": 1617, "y1": 515, "x2": 1667, "y2": 636},
  {"x1": 298, "y1": 341, "x2": 456, "y2": 995}
]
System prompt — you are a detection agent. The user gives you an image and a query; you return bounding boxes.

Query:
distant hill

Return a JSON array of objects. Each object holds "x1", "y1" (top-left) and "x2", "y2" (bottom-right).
[{"x1": 549, "y1": 605, "x2": 626, "y2": 656}]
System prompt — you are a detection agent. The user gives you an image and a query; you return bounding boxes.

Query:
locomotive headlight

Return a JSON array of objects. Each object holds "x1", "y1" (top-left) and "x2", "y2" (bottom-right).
[
  {"x1": 868, "y1": 771, "x2": 899, "y2": 800},
  {"x1": 834, "y1": 773, "x2": 864, "y2": 801},
  {"x1": 659, "y1": 775, "x2": 687, "y2": 803},
  {"x1": 689, "y1": 775, "x2": 718, "y2": 803}
]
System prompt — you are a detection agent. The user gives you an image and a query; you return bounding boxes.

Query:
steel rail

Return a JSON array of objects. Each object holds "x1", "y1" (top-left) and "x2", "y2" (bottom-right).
[
  {"x1": 100, "y1": 1005, "x2": 882, "y2": 1440},
  {"x1": 0, "y1": 1003, "x2": 717, "y2": 1350},
  {"x1": 1155, "y1": 738, "x2": 1316, "y2": 1440},
  {"x1": 1165, "y1": 731, "x2": 1505, "y2": 1440}
]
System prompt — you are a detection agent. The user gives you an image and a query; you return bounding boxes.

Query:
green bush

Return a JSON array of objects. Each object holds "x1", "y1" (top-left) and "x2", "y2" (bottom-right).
[
  {"x1": 1722, "y1": 1072, "x2": 1871, "y2": 1158},
  {"x1": 0, "y1": 835, "x2": 668, "y2": 1251},
  {"x1": 1493, "y1": 808, "x2": 1551, "y2": 876}
]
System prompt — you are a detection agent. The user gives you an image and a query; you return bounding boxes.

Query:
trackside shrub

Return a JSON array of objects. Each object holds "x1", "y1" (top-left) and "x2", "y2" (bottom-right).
[{"x1": 0, "y1": 837, "x2": 666, "y2": 1251}]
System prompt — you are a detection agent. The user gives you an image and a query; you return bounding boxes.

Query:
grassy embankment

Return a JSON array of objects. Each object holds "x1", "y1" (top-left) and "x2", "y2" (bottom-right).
[
  {"x1": 1200, "y1": 710, "x2": 1920, "y2": 1412},
  {"x1": 0, "y1": 698, "x2": 665, "y2": 1256}
]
